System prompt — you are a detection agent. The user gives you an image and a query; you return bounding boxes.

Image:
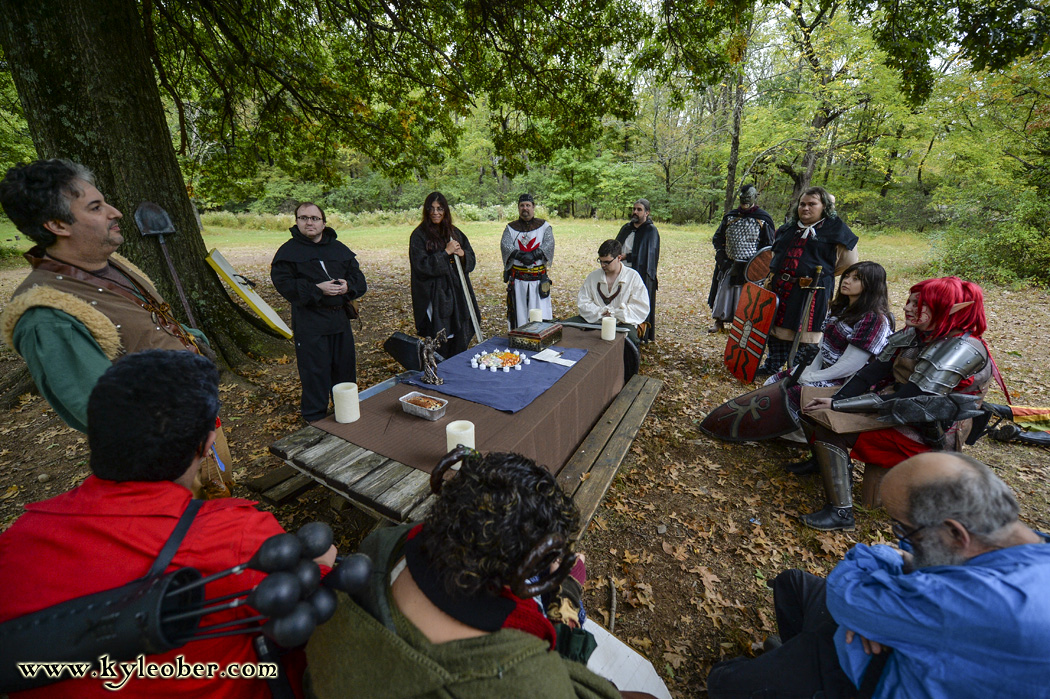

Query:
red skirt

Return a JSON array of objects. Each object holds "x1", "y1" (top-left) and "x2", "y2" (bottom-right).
[{"x1": 851, "y1": 427, "x2": 929, "y2": 468}]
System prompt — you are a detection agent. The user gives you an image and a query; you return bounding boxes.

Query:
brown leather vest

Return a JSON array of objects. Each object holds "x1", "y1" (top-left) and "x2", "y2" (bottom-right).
[{"x1": 9, "y1": 251, "x2": 198, "y2": 356}]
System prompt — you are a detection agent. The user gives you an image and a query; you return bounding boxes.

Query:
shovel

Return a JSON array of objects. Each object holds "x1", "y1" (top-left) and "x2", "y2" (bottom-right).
[{"x1": 135, "y1": 202, "x2": 198, "y2": 329}]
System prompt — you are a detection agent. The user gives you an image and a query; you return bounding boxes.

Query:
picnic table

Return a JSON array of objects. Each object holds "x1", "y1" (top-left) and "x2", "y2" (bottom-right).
[{"x1": 267, "y1": 327, "x2": 661, "y2": 538}]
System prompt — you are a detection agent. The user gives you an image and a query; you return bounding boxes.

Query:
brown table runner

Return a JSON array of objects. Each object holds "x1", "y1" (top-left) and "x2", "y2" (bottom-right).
[{"x1": 312, "y1": 328, "x2": 625, "y2": 475}]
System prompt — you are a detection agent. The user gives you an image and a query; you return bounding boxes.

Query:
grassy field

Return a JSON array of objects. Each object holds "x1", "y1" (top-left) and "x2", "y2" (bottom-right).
[{"x1": 3, "y1": 216, "x2": 933, "y2": 268}]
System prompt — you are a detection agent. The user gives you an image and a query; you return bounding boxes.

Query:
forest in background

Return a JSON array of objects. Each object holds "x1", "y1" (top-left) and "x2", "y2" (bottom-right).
[{"x1": 0, "y1": 0, "x2": 1047, "y2": 285}]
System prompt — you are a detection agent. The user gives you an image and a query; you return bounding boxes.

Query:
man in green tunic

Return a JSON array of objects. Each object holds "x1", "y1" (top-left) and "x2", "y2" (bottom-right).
[{"x1": 0, "y1": 159, "x2": 229, "y2": 496}]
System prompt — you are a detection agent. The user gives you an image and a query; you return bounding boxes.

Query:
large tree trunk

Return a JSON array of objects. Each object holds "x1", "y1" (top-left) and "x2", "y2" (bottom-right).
[
  {"x1": 722, "y1": 67, "x2": 745, "y2": 214},
  {"x1": 0, "y1": 0, "x2": 288, "y2": 366}
]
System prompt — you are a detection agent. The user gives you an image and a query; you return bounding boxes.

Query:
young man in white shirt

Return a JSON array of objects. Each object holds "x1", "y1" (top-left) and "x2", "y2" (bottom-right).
[{"x1": 569, "y1": 239, "x2": 650, "y2": 348}]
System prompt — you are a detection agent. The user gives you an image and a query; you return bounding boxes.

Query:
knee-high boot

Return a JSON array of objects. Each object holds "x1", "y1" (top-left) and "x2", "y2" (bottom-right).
[{"x1": 800, "y1": 441, "x2": 855, "y2": 531}]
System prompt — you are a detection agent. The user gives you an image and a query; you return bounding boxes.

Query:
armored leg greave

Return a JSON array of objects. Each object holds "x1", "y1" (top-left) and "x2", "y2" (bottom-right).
[{"x1": 801, "y1": 440, "x2": 855, "y2": 531}]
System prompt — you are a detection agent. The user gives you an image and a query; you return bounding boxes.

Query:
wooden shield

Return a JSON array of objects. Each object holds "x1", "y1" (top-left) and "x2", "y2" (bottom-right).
[
  {"x1": 744, "y1": 247, "x2": 773, "y2": 284},
  {"x1": 724, "y1": 282, "x2": 778, "y2": 383},
  {"x1": 699, "y1": 380, "x2": 799, "y2": 442}
]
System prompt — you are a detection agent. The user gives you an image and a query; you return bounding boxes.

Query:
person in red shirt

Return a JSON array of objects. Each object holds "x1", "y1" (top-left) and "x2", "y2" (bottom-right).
[{"x1": 0, "y1": 350, "x2": 335, "y2": 697}]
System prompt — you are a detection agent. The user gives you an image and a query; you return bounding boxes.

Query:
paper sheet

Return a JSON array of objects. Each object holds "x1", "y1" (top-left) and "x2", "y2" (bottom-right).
[
  {"x1": 533, "y1": 347, "x2": 578, "y2": 367},
  {"x1": 584, "y1": 618, "x2": 672, "y2": 699}
]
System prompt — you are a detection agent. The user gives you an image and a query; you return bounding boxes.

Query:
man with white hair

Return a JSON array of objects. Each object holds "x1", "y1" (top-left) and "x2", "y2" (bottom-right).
[{"x1": 707, "y1": 451, "x2": 1050, "y2": 698}]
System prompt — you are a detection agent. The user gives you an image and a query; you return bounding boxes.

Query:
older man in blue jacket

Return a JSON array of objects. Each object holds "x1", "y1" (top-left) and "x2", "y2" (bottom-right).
[{"x1": 707, "y1": 451, "x2": 1050, "y2": 698}]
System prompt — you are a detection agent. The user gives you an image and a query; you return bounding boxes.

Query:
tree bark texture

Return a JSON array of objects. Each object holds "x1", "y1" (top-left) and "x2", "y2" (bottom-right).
[
  {"x1": 723, "y1": 68, "x2": 745, "y2": 215},
  {"x1": 0, "y1": 0, "x2": 288, "y2": 365}
]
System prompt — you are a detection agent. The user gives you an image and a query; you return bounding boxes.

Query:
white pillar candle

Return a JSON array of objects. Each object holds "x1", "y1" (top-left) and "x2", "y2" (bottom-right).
[
  {"x1": 601, "y1": 316, "x2": 617, "y2": 341},
  {"x1": 333, "y1": 382, "x2": 360, "y2": 423},
  {"x1": 445, "y1": 420, "x2": 475, "y2": 470},
  {"x1": 528, "y1": 308, "x2": 543, "y2": 323}
]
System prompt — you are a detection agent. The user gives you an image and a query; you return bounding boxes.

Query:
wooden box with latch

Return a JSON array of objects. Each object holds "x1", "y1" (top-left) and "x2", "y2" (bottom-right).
[{"x1": 508, "y1": 321, "x2": 563, "y2": 351}]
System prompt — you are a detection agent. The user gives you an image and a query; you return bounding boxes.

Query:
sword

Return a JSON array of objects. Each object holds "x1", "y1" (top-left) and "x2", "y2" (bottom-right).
[
  {"x1": 453, "y1": 255, "x2": 484, "y2": 344},
  {"x1": 787, "y1": 264, "x2": 823, "y2": 368}
]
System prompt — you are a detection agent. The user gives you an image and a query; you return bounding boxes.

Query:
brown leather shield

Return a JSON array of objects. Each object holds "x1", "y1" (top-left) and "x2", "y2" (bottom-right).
[
  {"x1": 700, "y1": 380, "x2": 799, "y2": 442},
  {"x1": 724, "y1": 282, "x2": 778, "y2": 383},
  {"x1": 744, "y1": 247, "x2": 773, "y2": 284}
]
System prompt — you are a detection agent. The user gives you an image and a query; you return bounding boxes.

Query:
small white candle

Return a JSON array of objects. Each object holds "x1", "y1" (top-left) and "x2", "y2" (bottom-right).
[
  {"x1": 445, "y1": 420, "x2": 475, "y2": 471},
  {"x1": 333, "y1": 382, "x2": 360, "y2": 423},
  {"x1": 471, "y1": 360, "x2": 478, "y2": 368},
  {"x1": 489, "y1": 366, "x2": 497, "y2": 372},
  {"x1": 528, "y1": 308, "x2": 543, "y2": 323},
  {"x1": 502, "y1": 366, "x2": 509, "y2": 373},
  {"x1": 524, "y1": 358, "x2": 530, "y2": 365},
  {"x1": 601, "y1": 316, "x2": 617, "y2": 341},
  {"x1": 515, "y1": 364, "x2": 522, "y2": 371}
]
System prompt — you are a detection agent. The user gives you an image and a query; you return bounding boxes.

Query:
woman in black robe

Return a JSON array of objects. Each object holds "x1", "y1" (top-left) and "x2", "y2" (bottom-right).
[{"x1": 409, "y1": 192, "x2": 481, "y2": 357}]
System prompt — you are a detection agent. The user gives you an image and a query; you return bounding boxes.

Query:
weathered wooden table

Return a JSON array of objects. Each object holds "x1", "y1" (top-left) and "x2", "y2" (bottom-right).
[
  {"x1": 269, "y1": 375, "x2": 440, "y2": 523},
  {"x1": 269, "y1": 334, "x2": 662, "y2": 535}
]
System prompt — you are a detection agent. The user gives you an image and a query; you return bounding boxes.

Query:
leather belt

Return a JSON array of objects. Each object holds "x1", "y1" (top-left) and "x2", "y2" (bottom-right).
[
  {"x1": 511, "y1": 265, "x2": 546, "y2": 281},
  {"x1": 778, "y1": 273, "x2": 815, "y2": 287}
]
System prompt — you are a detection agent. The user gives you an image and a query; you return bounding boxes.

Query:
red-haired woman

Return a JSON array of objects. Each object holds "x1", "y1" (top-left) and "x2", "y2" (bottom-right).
[
  {"x1": 798, "y1": 276, "x2": 997, "y2": 530},
  {"x1": 409, "y1": 192, "x2": 482, "y2": 357}
]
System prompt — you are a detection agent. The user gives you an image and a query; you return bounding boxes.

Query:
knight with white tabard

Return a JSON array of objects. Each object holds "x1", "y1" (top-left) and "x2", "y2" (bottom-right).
[{"x1": 501, "y1": 193, "x2": 554, "y2": 329}]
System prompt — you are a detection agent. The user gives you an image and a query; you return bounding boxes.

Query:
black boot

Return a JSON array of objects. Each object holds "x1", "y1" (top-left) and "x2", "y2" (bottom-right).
[
  {"x1": 783, "y1": 453, "x2": 819, "y2": 475},
  {"x1": 801, "y1": 441, "x2": 855, "y2": 532},
  {"x1": 801, "y1": 504, "x2": 855, "y2": 531}
]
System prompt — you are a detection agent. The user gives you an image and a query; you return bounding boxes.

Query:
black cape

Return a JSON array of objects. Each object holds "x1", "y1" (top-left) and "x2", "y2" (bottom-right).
[
  {"x1": 270, "y1": 226, "x2": 367, "y2": 335},
  {"x1": 768, "y1": 216, "x2": 858, "y2": 333},
  {"x1": 409, "y1": 224, "x2": 481, "y2": 356},
  {"x1": 708, "y1": 205, "x2": 776, "y2": 307},
  {"x1": 616, "y1": 218, "x2": 659, "y2": 340}
]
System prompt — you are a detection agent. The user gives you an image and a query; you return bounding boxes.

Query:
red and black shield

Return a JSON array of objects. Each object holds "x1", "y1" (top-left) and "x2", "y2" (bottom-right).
[
  {"x1": 724, "y1": 282, "x2": 778, "y2": 383},
  {"x1": 699, "y1": 380, "x2": 799, "y2": 442}
]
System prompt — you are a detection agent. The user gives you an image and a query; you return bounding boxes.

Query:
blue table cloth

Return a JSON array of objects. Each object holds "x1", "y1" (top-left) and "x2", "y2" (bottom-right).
[{"x1": 403, "y1": 337, "x2": 588, "y2": 413}]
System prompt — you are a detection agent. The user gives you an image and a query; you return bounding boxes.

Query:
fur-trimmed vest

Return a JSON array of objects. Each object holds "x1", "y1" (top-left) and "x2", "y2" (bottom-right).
[{"x1": 1, "y1": 248, "x2": 198, "y2": 359}]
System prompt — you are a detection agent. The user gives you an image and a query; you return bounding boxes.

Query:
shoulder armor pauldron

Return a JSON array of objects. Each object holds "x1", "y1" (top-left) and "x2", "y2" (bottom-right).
[
  {"x1": 876, "y1": 326, "x2": 917, "y2": 362},
  {"x1": 908, "y1": 335, "x2": 988, "y2": 395}
]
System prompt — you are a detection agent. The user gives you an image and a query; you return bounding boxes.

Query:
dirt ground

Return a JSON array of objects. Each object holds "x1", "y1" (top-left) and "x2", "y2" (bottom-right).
[{"x1": 2, "y1": 229, "x2": 1049, "y2": 697}]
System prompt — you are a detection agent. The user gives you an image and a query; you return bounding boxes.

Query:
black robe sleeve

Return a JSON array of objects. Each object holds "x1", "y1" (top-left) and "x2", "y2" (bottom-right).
[{"x1": 340, "y1": 251, "x2": 367, "y2": 301}]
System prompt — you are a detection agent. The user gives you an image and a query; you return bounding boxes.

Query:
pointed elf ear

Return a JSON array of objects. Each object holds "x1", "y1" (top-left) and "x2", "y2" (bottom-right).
[{"x1": 949, "y1": 301, "x2": 974, "y2": 315}]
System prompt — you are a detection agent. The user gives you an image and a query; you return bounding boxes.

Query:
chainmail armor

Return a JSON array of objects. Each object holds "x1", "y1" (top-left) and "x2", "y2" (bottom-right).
[{"x1": 725, "y1": 216, "x2": 763, "y2": 261}]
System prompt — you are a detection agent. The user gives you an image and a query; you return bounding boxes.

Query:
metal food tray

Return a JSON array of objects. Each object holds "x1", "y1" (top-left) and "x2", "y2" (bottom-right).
[{"x1": 399, "y1": 391, "x2": 448, "y2": 421}]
